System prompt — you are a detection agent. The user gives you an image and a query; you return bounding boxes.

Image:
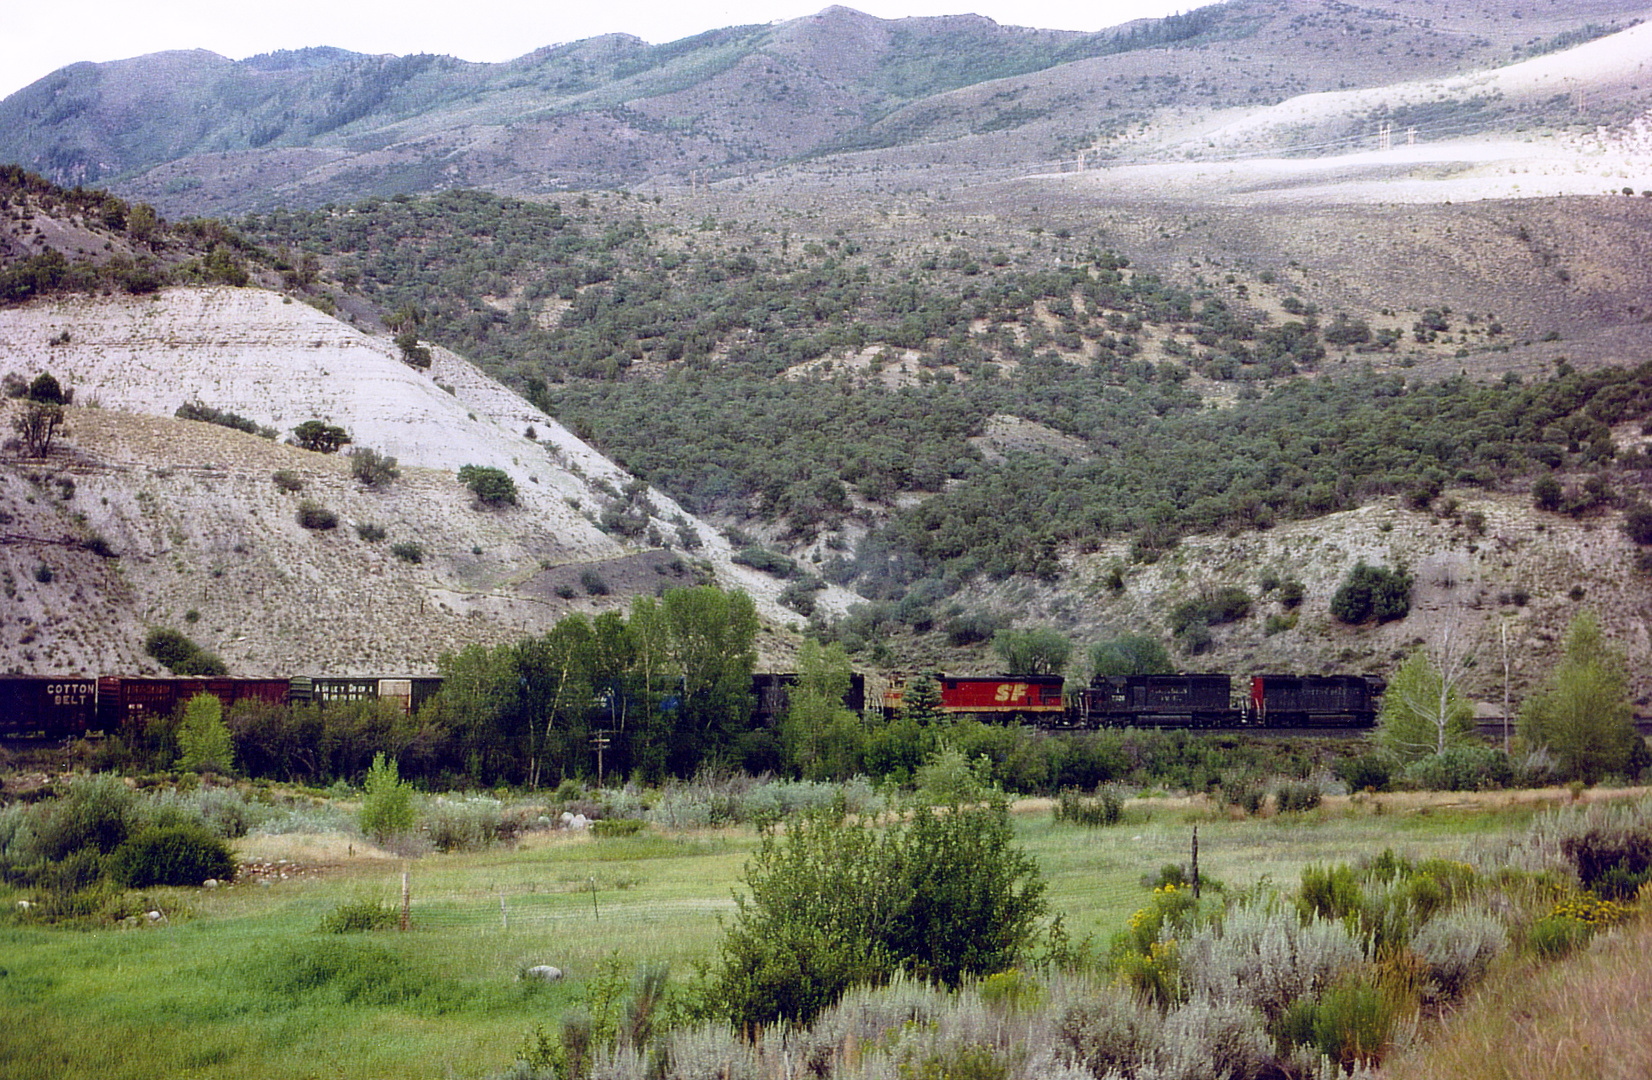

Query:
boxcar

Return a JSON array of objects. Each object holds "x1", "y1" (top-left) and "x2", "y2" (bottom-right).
[
  {"x1": 1081, "y1": 674, "x2": 1237, "y2": 727},
  {"x1": 1249, "y1": 674, "x2": 1380, "y2": 727},
  {"x1": 97, "y1": 677, "x2": 290, "y2": 728},
  {"x1": 750, "y1": 672, "x2": 867, "y2": 724},
  {"x1": 0, "y1": 676, "x2": 97, "y2": 738},
  {"x1": 289, "y1": 676, "x2": 444, "y2": 715}
]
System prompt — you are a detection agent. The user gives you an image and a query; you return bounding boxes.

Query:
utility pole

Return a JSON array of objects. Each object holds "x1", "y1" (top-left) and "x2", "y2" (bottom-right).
[
  {"x1": 590, "y1": 730, "x2": 611, "y2": 786},
  {"x1": 1501, "y1": 620, "x2": 1512, "y2": 754}
]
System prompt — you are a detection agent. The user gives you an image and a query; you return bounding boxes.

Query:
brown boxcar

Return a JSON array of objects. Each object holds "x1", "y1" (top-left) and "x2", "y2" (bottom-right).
[
  {"x1": 97, "y1": 677, "x2": 290, "y2": 729},
  {"x1": 0, "y1": 676, "x2": 97, "y2": 737}
]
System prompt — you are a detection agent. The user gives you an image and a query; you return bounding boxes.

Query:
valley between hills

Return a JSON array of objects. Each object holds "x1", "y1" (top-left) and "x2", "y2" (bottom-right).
[{"x1": 2, "y1": 0, "x2": 1651, "y2": 711}]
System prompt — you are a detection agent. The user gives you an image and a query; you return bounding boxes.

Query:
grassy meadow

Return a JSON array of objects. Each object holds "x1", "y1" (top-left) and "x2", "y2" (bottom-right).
[{"x1": 0, "y1": 788, "x2": 1633, "y2": 1079}]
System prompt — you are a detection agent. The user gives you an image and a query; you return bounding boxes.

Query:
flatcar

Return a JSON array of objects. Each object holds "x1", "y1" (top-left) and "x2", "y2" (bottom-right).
[{"x1": 0, "y1": 676, "x2": 97, "y2": 738}]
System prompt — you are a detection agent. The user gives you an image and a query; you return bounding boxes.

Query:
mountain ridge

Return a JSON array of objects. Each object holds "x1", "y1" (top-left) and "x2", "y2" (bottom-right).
[{"x1": 5, "y1": 0, "x2": 1645, "y2": 216}]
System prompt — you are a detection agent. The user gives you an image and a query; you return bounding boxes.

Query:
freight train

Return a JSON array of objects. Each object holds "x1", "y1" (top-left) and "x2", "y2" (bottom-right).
[
  {"x1": 3, "y1": 668, "x2": 1380, "y2": 741},
  {"x1": 883, "y1": 672, "x2": 1383, "y2": 729},
  {"x1": 0, "y1": 675, "x2": 445, "y2": 739},
  {"x1": 0, "y1": 672, "x2": 860, "y2": 740}
]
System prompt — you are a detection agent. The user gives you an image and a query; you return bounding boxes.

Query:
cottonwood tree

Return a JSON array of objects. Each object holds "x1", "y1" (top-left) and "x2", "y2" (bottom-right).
[
  {"x1": 781, "y1": 641, "x2": 863, "y2": 781},
  {"x1": 992, "y1": 627, "x2": 1072, "y2": 676},
  {"x1": 177, "y1": 692, "x2": 235, "y2": 774},
  {"x1": 1520, "y1": 611, "x2": 1638, "y2": 783},
  {"x1": 1089, "y1": 633, "x2": 1176, "y2": 678},
  {"x1": 515, "y1": 616, "x2": 597, "y2": 789},
  {"x1": 1378, "y1": 628, "x2": 1478, "y2": 762}
]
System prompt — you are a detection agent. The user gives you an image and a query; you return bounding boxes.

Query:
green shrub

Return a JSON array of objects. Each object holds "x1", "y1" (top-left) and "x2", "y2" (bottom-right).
[
  {"x1": 349, "y1": 446, "x2": 400, "y2": 488},
  {"x1": 1330, "y1": 562, "x2": 1411, "y2": 624},
  {"x1": 1310, "y1": 969, "x2": 1402, "y2": 1069},
  {"x1": 319, "y1": 895, "x2": 399, "y2": 933},
  {"x1": 713, "y1": 798, "x2": 1046, "y2": 1029},
  {"x1": 177, "y1": 692, "x2": 234, "y2": 774},
  {"x1": 1527, "y1": 913, "x2": 1591, "y2": 959},
  {"x1": 1275, "y1": 780, "x2": 1322, "y2": 813},
  {"x1": 1054, "y1": 788, "x2": 1124, "y2": 826},
  {"x1": 458, "y1": 464, "x2": 517, "y2": 506},
  {"x1": 175, "y1": 400, "x2": 261, "y2": 435},
  {"x1": 1335, "y1": 753, "x2": 1393, "y2": 792},
  {"x1": 1401, "y1": 746, "x2": 1514, "y2": 791},
  {"x1": 107, "y1": 822, "x2": 235, "y2": 887},
  {"x1": 592, "y1": 818, "x2": 646, "y2": 838},
  {"x1": 25, "y1": 774, "x2": 139, "y2": 861},
  {"x1": 1225, "y1": 779, "x2": 1266, "y2": 816},
  {"x1": 1297, "y1": 864, "x2": 1362, "y2": 923},
  {"x1": 356, "y1": 522, "x2": 386, "y2": 542},
  {"x1": 1532, "y1": 474, "x2": 1563, "y2": 512},
  {"x1": 296, "y1": 499, "x2": 338, "y2": 530},
  {"x1": 291, "y1": 420, "x2": 351, "y2": 453},
  {"x1": 390, "y1": 541, "x2": 424, "y2": 563},
  {"x1": 359, "y1": 753, "x2": 416, "y2": 843},
  {"x1": 272, "y1": 469, "x2": 303, "y2": 493},
  {"x1": 580, "y1": 568, "x2": 610, "y2": 595},
  {"x1": 142, "y1": 627, "x2": 227, "y2": 676},
  {"x1": 733, "y1": 546, "x2": 798, "y2": 577}
]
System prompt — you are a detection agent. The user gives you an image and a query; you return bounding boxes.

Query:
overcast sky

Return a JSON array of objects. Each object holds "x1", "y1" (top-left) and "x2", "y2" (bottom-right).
[{"x1": 0, "y1": 1, "x2": 1193, "y2": 101}]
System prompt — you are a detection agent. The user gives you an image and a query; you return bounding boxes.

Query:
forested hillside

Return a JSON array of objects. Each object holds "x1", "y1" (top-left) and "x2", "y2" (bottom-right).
[{"x1": 242, "y1": 187, "x2": 1652, "y2": 644}]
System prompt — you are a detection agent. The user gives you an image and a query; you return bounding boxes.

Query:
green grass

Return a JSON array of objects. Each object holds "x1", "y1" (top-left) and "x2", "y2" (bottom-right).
[{"x1": 0, "y1": 798, "x2": 1554, "y2": 1079}]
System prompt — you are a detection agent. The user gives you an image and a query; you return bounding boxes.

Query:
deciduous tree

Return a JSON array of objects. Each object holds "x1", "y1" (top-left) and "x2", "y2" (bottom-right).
[
  {"x1": 1378, "y1": 631, "x2": 1477, "y2": 762},
  {"x1": 992, "y1": 627, "x2": 1072, "y2": 675},
  {"x1": 1520, "y1": 612, "x2": 1637, "y2": 783}
]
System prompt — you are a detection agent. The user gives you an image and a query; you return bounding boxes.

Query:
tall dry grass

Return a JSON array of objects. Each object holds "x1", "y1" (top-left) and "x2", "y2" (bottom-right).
[{"x1": 1382, "y1": 916, "x2": 1652, "y2": 1080}]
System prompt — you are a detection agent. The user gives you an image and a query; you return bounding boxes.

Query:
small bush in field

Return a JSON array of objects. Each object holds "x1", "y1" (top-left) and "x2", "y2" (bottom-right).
[
  {"x1": 272, "y1": 469, "x2": 303, "y2": 493},
  {"x1": 107, "y1": 822, "x2": 235, "y2": 887},
  {"x1": 356, "y1": 522, "x2": 386, "y2": 542},
  {"x1": 1275, "y1": 781, "x2": 1322, "y2": 813},
  {"x1": 1527, "y1": 913, "x2": 1591, "y2": 958},
  {"x1": 1310, "y1": 968, "x2": 1403, "y2": 1069},
  {"x1": 592, "y1": 817, "x2": 646, "y2": 838},
  {"x1": 1335, "y1": 754, "x2": 1392, "y2": 793},
  {"x1": 1054, "y1": 788, "x2": 1124, "y2": 826},
  {"x1": 359, "y1": 753, "x2": 415, "y2": 843},
  {"x1": 319, "y1": 895, "x2": 399, "y2": 933},
  {"x1": 390, "y1": 540, "x2": 424, "y2": 563},
  {"x1": 1412, "y1": 906, "x2": 1507, "y2": 1002}
]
